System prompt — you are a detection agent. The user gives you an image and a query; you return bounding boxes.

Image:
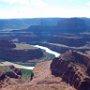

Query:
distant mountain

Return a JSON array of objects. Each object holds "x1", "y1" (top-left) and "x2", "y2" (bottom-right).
[
  {"x1": 0, "y1": 18, "x2": 90, "y2": 33},
  {"x1": 0, "y1": 19, "x2": 40, "y2": 30},
  {"x1": 0, "y1": 18, "x2": 90, "y2": 52},
  {"x1": 57, "y1": 18, "x2": 88, "y2": 33},
  {"x1": 0, "y1": 18, "x2": 62, "y2": 30}
]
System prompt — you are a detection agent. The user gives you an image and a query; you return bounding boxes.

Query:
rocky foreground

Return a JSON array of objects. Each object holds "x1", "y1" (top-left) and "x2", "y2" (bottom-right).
[
  {"x1": 1, "y1": 50, "x2": 90, "y2": 90},
  {"x1": 1, "y1": 61, "x2": 75, "y2": 90}
]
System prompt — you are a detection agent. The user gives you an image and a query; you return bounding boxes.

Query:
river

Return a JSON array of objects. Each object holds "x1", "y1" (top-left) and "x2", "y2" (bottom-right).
[
  {"x1": 34, "y1": 45, "x2": 60, "y2": 57},
  {"x1": 0, "y1": 45, "x2": 60, "y2": 70}
]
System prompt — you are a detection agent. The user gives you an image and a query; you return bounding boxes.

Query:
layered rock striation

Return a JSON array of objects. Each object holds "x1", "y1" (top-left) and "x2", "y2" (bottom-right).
[{"x1": 51, "y1": 50, "x2": 90, "y2": 90}]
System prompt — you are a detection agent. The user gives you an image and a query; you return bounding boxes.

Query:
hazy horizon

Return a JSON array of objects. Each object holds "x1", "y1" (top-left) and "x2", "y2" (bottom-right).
[
  {"x1": 0, "y1": 17, "x2": 90, "y2": 20},
  {"x1": 0, "y1": 0, "x2": 90, "y2": 19}
]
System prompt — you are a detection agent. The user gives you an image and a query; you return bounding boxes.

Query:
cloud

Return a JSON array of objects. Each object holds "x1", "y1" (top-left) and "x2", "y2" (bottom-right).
[
  {"x1": 87, "y1": 2, "x2": 90, "y2": 6},
  {"x1": 0, "y1": 0, "x2": 49, "y2": 18},
  {"x1": 30, "y1": 0, "x2": 47, "y2": 7},
  {"x1": 0, "y1": 0, "x2": 90, "y2": 18},
  {"x1": 0, "y1": 0, "x2": 30, "y2": 5}
]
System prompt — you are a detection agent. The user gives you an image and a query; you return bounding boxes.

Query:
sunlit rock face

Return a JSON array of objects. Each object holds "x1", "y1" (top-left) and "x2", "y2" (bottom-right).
[{"x1": 50, "y1": 50, "x2": 90, "y2": 90}]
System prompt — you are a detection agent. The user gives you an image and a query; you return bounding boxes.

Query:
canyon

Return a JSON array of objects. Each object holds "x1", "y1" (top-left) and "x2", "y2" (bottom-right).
[{"x1": 1, "y1": 50, "x2": 90, "y2": 90}]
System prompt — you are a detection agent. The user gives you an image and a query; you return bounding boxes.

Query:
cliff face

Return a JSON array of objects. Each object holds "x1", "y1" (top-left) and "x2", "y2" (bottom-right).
[{"x1": 51, "y1": 50, "x2": 90, "y2": 90}]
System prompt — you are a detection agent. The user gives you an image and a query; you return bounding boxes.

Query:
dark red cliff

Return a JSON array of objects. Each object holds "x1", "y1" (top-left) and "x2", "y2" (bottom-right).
[{"x1": 50, "y1": 50, "x2": 90, "y2": 90}]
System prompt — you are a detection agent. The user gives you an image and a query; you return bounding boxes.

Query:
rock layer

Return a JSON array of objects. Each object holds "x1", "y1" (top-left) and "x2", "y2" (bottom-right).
[{"x1": 51, "y1": 50, "x2": 90, "y2": 90}]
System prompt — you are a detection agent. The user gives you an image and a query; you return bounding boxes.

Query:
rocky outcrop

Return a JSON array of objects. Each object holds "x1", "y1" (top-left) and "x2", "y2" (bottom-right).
[
  {"x1": 0, "y1": 61, "x2": 76, "y2": 90},
  {"x1": 11, "y1": 61, "x2": 76, "y2": 90},
  {"x1": 51, "y1": 50, "x2": 90, "y2": 90}
]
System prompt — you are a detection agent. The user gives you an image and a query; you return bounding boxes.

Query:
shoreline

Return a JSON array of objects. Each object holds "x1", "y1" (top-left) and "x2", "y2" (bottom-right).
[{"x1": 0, "y1": 61, "x2": 34, "y2": 70}]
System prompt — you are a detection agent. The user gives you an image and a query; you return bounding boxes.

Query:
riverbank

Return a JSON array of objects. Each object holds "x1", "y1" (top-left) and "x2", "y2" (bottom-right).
[{"x1": 0, "y1": 61, "x2": 34, "y2": 70}]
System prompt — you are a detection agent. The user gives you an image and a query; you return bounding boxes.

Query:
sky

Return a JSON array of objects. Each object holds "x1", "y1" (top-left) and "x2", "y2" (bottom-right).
[{"x1": 0, "y1": 0, "x2": 90, "y2": 18}]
